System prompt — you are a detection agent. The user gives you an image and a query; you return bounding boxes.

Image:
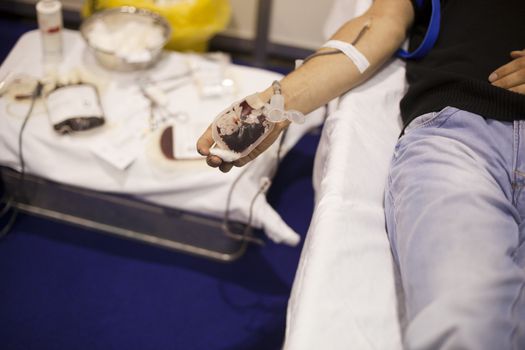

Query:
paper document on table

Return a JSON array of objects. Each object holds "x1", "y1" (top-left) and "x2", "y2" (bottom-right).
[{"x1": 91, "y1": 125, "x2": 146, "y2": 170}]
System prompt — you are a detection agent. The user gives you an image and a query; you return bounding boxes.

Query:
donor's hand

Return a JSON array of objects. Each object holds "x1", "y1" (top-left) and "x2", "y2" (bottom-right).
[{"x1": 489, "y1": 49, "x2": 525, "y2": 95}]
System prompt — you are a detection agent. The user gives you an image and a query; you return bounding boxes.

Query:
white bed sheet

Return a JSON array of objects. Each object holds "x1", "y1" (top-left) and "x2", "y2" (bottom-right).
[
  {"x1": 0, "y1": 30, "x2": 324, "y2": 245},
  {"x1": 284, "y1": 0, "x2": 408, "y2": 348}
]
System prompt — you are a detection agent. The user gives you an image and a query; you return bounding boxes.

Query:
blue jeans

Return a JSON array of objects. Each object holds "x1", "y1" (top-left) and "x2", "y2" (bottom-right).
[{"x1": 385, "y1": 107, "x2": 525, "y2": 349}]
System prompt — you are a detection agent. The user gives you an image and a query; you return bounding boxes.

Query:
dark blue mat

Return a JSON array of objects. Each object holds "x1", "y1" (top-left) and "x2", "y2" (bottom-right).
[
  {"x1": 0, "y1": 16, "x2": 320, "y2": 350},
  {"x1": 0, "y1": 134, "x2": 318, "y2": 350}
]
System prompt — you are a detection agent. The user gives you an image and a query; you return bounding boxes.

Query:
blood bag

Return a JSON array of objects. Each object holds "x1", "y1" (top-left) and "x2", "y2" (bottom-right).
[
  {"x1": 45, "y1": 83, "x2": 105, "y2": 134},
  {"x1": 210, "y1": 94, "x2": 274, "y2": 162}
]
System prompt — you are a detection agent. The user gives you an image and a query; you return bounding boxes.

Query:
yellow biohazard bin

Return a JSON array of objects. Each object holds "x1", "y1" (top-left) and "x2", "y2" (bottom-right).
[{"x1": 82, "y1": 0, "x2": 231, "y2": 52}]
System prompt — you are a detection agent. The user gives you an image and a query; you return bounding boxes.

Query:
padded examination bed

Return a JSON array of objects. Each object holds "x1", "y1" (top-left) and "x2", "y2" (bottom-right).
[{"x1": 284, "y1": 0, "x2": 407, "y2": 348}]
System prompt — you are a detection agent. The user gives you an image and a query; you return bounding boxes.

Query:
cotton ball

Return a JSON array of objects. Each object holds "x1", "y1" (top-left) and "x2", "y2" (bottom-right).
[{"x1": 209, "y1": 147, "x2": 241, "y2": 162}]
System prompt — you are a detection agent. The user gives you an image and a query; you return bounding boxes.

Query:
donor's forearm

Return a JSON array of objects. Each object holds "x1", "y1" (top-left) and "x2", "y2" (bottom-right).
[{"x1": 259, "y1": 0, "x2": 414, "y2": 115}]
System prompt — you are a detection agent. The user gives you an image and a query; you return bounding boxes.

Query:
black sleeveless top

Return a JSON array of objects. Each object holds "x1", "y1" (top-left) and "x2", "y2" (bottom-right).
[{"x1": 400, "y1": 0, "x2": 525, "y2": 125}]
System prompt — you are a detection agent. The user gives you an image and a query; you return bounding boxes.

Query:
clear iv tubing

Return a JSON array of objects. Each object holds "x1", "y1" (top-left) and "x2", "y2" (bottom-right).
[{"x1": 221, "y1": 129, "x2": 288, "y2": 245}]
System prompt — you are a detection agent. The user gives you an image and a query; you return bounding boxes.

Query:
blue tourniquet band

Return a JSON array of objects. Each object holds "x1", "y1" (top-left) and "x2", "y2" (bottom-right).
[{"x1": 397, "y1": 0, "x2": 440, "y2": 60}]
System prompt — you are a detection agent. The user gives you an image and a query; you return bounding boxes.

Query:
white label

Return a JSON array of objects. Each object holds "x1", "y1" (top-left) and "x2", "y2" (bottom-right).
[
  {"x1": 173, "y1": 122, "x2": 208, "y2": 160},
  {"x1": 46, "y1": 84, "x2": 103, "y2": 125}
]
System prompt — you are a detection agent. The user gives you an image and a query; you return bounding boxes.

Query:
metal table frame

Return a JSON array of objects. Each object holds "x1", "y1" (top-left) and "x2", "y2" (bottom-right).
[{"x1": 1, "y1": 167, "x2": 255, "y2": 262}]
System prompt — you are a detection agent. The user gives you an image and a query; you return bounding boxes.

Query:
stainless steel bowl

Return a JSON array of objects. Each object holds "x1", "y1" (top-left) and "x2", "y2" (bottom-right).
[{"x1": 80, "y1": 6, "x2": 171, "y2": 71}]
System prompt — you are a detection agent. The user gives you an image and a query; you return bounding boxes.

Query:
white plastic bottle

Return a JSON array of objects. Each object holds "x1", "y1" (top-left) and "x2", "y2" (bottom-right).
[{"x1": 36, "y1": 0, "x2": 63, "y2": 64}]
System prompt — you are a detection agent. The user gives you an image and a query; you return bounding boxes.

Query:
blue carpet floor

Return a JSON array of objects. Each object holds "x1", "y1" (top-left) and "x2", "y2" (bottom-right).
[{"x1": 0, "y1": 14, "x2": 320, "y2": 350}]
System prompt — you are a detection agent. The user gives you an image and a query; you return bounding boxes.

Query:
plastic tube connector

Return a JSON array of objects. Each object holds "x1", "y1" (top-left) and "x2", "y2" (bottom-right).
[{"x1": 264, "y1": 80, "x2": 305, "y2": 124}]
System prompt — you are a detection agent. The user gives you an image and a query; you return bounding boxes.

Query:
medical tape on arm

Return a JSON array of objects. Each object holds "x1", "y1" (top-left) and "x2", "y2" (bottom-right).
[{"x1": 321, "y1": 40, "x2": 370, "y2": 73}]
